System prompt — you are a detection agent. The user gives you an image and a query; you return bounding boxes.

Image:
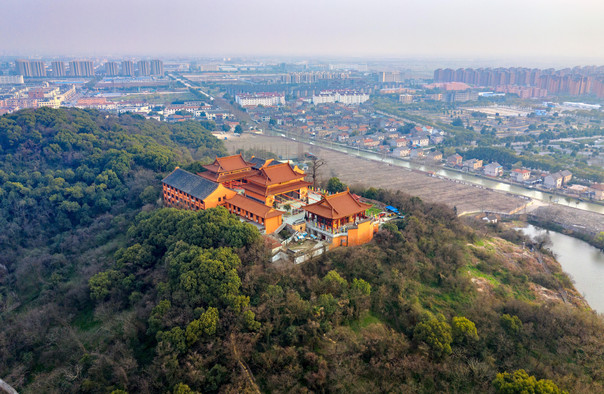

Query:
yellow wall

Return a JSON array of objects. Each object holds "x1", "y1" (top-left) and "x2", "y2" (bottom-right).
[
  {"x1": 265, "y1": 216, "x2": 283, "y2": 234},
  {"x1": 204, "y1": 184, "x2": 237, "y2": 209},
  {"x1": 346, "y1": 220, "x2": 375, "y2": 247},
  {"x1": 326, "y1": 220, "x2": 377, "y2": 249}
]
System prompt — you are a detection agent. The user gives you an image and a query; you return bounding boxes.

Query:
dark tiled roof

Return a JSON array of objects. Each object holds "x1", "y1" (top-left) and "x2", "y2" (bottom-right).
[
  {"x1": 248, "y1": 157, "x2": 280, "y2": 170},
  {"x1": 162, "y1": 168, "x2": 220, "y2": 201}
]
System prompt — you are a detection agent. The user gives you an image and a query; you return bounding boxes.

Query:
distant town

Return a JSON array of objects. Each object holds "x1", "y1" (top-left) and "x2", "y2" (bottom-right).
[{"x1": 1, "y1": 57, "x2": 603, "y2": 203}]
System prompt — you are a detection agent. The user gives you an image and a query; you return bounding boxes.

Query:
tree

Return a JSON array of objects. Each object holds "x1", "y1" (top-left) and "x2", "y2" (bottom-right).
[
  {"x1": 493, "y1": 369, "x2": 566, "y2": 393},
  {"x1": 500, "y1": 314, "x2": 523, "y2": 335},
  {"x1": 593, "y1": 232, "x2": 604, "y2": 249},
  {"x1": 322, "y1": 270, "x2": 348, "y2": 295},
  {"x1": 185, "y1": 307, "x2": 219, "y2": 345},
  {"x1": 414, "y1": 313, "x2": 452, "y2": 358},
  {"x1": 452, "y1": 117, "x2": 464, "y2": 127},
  {"x1": 234, "y1": 125, "x2": 243, "y2": 134},
  {"x1": 452, "y1": 316, "x2": 478, "y2": 344},
  {"x1": 326, "y1": 177, "x2": 346, "y2": 193},
  {"x1": 308, "y1": 156, "x2": 326, "y2": 188}
]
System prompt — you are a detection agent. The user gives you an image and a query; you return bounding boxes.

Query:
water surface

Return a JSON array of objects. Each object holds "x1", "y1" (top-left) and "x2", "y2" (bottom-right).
[{"x1": 518, "y1": 224, "x2": 604, "y2": 313}]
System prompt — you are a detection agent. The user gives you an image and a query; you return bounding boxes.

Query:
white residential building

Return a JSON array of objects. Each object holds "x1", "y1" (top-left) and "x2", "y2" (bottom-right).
[
  {"x1": 311, "y1": 90, "x2": 370, "y2": 105},
  {"x1": 235, "y1": 93, "x2": 285, "y2": 107}
]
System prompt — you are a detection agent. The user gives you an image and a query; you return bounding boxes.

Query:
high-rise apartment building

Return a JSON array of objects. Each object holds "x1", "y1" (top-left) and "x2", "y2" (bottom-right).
[
  {"x1": 52, "y1": 61, "x2": 66, "y2": 77},
  {"x1": 30, "y1": 61, "x2": 46, "y2": 77},
  {"x1": 379, "y1": 71, "x2": 403, "y2": 83},
  {"x1": 150, "y1": 59, "x2": 164, "y2": 76},
  {"x1": 105, "y1": 61, "x2": 119, "y2": 76},
  {"x1": 69, "y1": 61, "x2": 80, "y2": 77},
  {"x1": 15, "y1": 60, "x2": 32, "y2": 77},
  {"x1": 15, "y1": 59, "x2": 46, "y2": 77},
  {"x1": 69, "y1": 60, "x2": 94, "y2": 77},
  {"x1": 137, "y1": 60, "x2": 151, "y2": 76},
  {"x1": 121, "y1": 60, "x2": 135, "y2": 76}
]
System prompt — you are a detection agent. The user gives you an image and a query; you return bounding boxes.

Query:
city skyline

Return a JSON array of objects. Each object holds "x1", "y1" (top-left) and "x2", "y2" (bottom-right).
[{"x1": 1, "y1": 0, "x2": 603, "y2": 65}]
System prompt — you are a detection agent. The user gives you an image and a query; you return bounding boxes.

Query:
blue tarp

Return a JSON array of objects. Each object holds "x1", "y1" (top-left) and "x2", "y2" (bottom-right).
[{"x1": 385, "y1": 205, "x2": 399, "y2": 213}]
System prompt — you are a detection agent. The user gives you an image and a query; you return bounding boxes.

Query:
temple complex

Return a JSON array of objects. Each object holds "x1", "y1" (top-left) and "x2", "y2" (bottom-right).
[{"x1": 162, "y1": 155, "x2": 381, "y2": 246}]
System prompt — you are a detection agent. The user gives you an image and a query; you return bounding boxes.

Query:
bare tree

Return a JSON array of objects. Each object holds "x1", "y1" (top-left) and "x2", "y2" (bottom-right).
[{"x1": 308, "y1": 156, "x2": 326, "y2": 189}]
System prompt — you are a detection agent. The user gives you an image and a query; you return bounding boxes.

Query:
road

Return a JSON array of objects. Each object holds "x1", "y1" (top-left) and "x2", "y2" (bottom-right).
[{"x1": 173, "y1": 74, "x2": 253, "y2": 123}]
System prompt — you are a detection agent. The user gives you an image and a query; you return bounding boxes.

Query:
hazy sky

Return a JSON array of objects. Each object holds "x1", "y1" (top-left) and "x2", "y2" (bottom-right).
[{"x1": 2, "y1": 0, "x2": 603, "y2": 63}]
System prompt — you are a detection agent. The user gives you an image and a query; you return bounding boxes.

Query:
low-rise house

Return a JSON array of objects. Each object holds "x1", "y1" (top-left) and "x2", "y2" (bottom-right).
[
  {"x1": 543, "y1": 170, "x2": 572, "y2": 188},
  {"x1": 430, "y1": 135, "x2": 444, "y2": 144},
  {"x1": 511, "y1": 168, "x2": 531, "y2": 182},
  {"x1": 392, "y1": 147, "x2": 411, "y2": 157},
  {"x1": 543, "y1": 172, "x2": 564, "y2": 188},
  {"x1": 462, "y1": 159, "x2": 483, "y2": 171},
  {"x1": 589, "y1": 183, "x2": 604, "y2": 200},
  {"x1": 388, "y1": 137, "x2": 409, "y2": 147},
  {"x1": 410, "y1": 136, "x2": 429, "y2": 147},
  {"x1": 410, "y1": 149, "x2": 425, "y2": 159},
  {"x1": 446, "y1": 153, "x2": 463, "y2": 167},
  {"x1": 337, "y1": 132, "x2": 349, "y2": 142},
  {"x1": 484, "y1": 162, "x2": 503, "y2": 177},
  {"x1": 426, "y1": 151, "x2": 443, "y2": 161},
  {"x1": 560, "y1": 170, "x2": 573, "y2": 184},
  {"x1": 363, "y1": 138, "x2": 380, "y2": 147}
]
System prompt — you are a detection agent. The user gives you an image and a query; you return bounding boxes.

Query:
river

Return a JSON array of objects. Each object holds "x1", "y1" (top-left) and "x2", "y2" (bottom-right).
[
  {"x1": 518, "y1": 224, "x2": 604, "y2": 313},
  {"x1": 270, "y1": 130, "x2": 604, "y2": 215}
]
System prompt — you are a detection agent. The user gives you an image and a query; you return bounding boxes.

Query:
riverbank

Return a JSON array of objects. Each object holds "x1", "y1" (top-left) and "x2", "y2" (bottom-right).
[
  {"x1": 516, "y1": 223, "x2": 604, "y2": 313},
  {"x1": 526, "y1": 219, "x2": 604, "y2": 252}
]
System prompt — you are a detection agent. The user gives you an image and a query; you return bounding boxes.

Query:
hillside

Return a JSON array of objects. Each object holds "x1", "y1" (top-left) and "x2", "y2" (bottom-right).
[{"x1": 1, "y1": 108, "x2": 604, "y2": 393}]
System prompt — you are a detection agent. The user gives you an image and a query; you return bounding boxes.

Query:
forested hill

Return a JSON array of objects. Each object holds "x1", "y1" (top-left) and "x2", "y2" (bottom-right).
[
  {"x1": 0, "y1": 107, "x2": 224, "y2": 249},
  {"x1": 1, "y1": 108, "x2": 604, "y2": 393}
]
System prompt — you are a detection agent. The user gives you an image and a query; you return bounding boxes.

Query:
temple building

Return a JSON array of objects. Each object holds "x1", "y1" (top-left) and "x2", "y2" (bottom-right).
[
  {"x1": 223, "y1": 194, "x2": 285, "y2": 234},
  {"x1": 162, "y1": 167, "x2": 285, "y2": 234},
  {"x1": 303, "y1": 190, "x2": 378, "y2": 247},
  {"x1": 199, "y1": 154, "x2": 256, "y2": 187},
  {"x1": 162, "y1": 168, "x2": 236, "y2": 210},
  {"x1": 241, "y1": 161, "x2": 311, "y2": 206}
]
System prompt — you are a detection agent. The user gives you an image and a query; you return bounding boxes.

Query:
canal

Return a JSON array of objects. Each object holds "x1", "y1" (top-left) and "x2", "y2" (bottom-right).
[
  {"x1": 518, "y1": 224, "x2": 604, "y2": 313},
  {"x1": 270, "y1": 130, "x2": 604, "y2": 215}
]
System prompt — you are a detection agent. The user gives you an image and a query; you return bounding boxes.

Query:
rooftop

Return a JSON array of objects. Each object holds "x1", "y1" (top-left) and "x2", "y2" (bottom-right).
[
  {"x1": 246, "y1": 162, "x2": 306, "y2": 186},
  {"x1": 162, "y1": 168, "x2": 220, "y2": 201},
  {"x1": 303, "y1": 190, "x2": 372, "y2": 220},
  {"x1": 226, "y1": 194, "x2": 284, "y2": 219},
  {"x1": 203, "y1": 153, "x2": 251, "y2": 173}
]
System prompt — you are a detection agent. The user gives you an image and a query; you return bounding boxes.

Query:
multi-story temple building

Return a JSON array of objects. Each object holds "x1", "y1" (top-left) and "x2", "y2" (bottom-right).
[
  {"x1": 199, "y1": 154, "x2": 256, "y2": 187},
  {"x1": 162, "y1": 168, "x2": 236, "y2": 210},
  {"x1": 240, "y1": 161, "x2": 311, "y2": 206},
  {"x1": 199, "y1": 154, "x2": 310, "y2": 206},
  {"x1": 303, "y1": 190, "x2": 378, "y2": 247}
]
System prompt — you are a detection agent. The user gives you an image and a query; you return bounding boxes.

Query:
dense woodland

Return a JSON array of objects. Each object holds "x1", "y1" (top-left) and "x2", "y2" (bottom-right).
[{"x1": 1, "y1": 108, "x2": 604, "y2": 393}]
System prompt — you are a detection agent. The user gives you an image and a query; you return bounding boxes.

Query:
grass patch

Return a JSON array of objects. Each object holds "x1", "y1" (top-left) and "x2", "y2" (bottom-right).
[
  {"x1": 466, "y1": 265, "x2": 500, "y2": 286},
  {"x1": 366, "y1": 205, "x2": 383, "y2": 216},
  {"x1": 349, "y1": 312, "x2": 383, "y2": 333}
]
